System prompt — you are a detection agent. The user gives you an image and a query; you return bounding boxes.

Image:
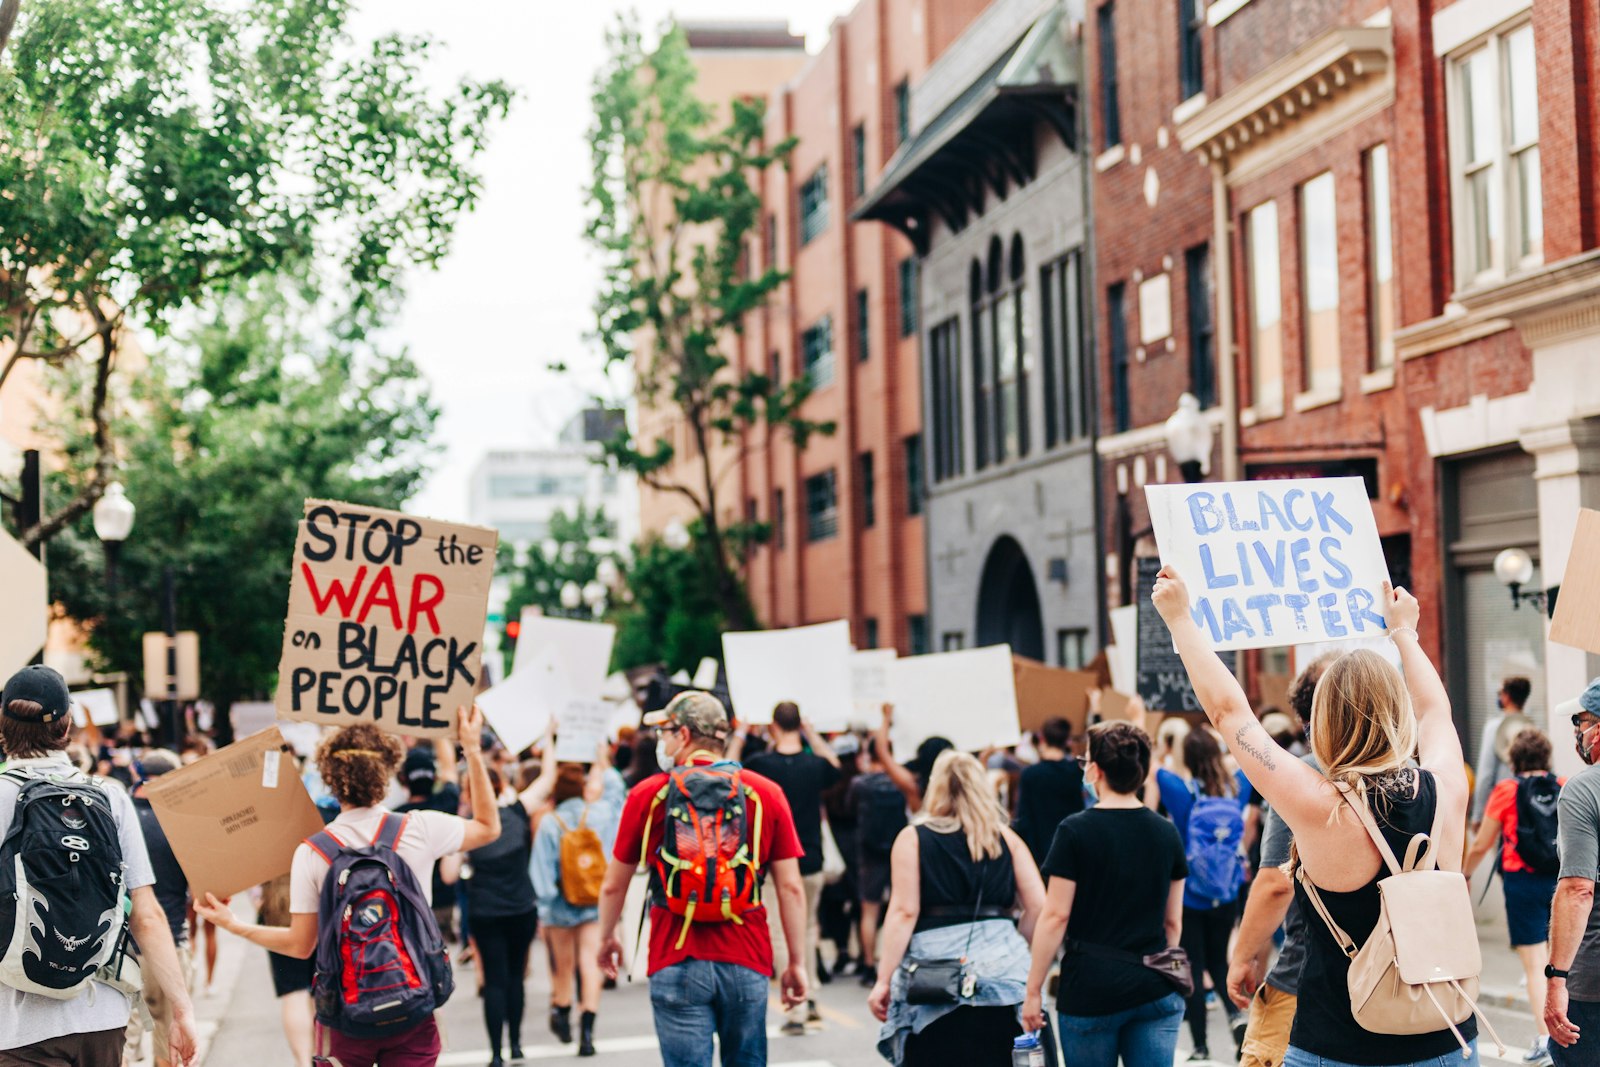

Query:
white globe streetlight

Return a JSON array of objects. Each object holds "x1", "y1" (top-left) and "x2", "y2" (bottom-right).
[
  {"x1": 93, "y1": 482, "x2": 137, "y2": 598},
  {"x1": 1164, "y1": 393, "x2": 1213, "y2": 483},
  {"x1": 663, "y1": 519, "x2": 691, "y2": 551}
]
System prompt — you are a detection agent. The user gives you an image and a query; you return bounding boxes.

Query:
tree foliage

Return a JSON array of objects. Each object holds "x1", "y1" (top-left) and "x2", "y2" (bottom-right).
[
  {"x1": 585, "y1": 17, "x2": 833, "y2": 630},
  {"x1": 42, "y1": 283, "x2": 438, "y2": 730},
  {"x1": 610, "y1": 524, "x2": 748, "y2": 676},
  {"x1": 497, "y1": 504, "x2": 621, "y2": 663},
  {"x1": 0, "y1": 0, "x2": 511, "y2": 543}
]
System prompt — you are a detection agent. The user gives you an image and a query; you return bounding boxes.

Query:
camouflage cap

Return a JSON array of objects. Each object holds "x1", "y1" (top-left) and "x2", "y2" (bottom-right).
[{"x1": 642, "y1": 690, "x2": 732, "y2": 740}]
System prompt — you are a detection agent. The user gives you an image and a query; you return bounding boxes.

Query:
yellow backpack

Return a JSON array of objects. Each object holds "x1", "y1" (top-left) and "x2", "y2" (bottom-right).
[{"x1": 553, "y1": 807, "x2": 606, "y2": 907}]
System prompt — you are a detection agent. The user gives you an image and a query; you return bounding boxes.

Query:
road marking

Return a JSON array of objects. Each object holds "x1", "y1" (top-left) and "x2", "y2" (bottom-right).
[{"x1": 437, "y1": 1031, "x2": 843, "y2": 1066}]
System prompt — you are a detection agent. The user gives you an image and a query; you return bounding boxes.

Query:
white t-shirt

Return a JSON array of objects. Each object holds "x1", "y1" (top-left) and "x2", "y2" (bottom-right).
[
  {"x1": 0, "y1": 755, "x2": 155, "y2": 1051},
  {"x1": 289, "y1": 806, "x2": 466, "y2": 914}
]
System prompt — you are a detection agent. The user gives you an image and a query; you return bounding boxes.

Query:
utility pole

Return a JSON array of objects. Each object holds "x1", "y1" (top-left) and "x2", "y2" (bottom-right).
[{"x1": 163, "y1": 565, "x2": 181, "y2": 747}]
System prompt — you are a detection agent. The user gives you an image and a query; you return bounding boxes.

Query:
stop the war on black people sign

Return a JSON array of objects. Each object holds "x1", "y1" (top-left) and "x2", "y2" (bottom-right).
[
  {"x1": 274, "y1": 500, "x2": 499, "y2": 738},
  {"x1": 1145, "y1": 477, "x2": 1390, "y2": 652}
]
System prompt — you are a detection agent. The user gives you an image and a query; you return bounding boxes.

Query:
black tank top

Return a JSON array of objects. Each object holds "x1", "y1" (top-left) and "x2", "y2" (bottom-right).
[
  {"x1": 1290, "y1": 769, "x2": 1479, "y2": 1064},
  {"x1": 913, "y1": 824, "x2": 1017, "y2": 933}
]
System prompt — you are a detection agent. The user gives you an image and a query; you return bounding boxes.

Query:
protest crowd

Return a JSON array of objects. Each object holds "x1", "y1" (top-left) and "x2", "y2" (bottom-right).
[{"x1": 8, "y1": 488, "x2": 1600, "y2": 1067}]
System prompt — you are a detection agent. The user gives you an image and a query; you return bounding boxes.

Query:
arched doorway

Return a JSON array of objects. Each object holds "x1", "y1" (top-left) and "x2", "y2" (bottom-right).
[{"x1": 975, "y1": 536, "x2": 1045, "y2": 661}]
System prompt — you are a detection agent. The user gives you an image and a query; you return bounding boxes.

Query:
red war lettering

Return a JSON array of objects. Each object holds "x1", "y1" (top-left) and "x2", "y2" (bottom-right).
[
  {"x1": 356, "y1": 567, "x2": 404, "y2": 631},
  {"x1": 302, "y1": 563, "x2": 368, "y2": 617},
  {"x1": 407, "y1": 574, "x2": 446, "y2": 635}
]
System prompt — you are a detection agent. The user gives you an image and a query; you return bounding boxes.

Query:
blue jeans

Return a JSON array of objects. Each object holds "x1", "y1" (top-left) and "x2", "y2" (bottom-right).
[
  {"x1": 1550, "y1": 1000, "x2": 1600, "y2": 1067},
  {"x1": 1058, "y1": 993, "x2": 1185, "y2": 1067},
  {"x1": 1283, "y1": 1041, "x2": 1480, "y2": 1067},
  {"x1": 649, "y1": 959, "x2": 768, "y2": 1067}
]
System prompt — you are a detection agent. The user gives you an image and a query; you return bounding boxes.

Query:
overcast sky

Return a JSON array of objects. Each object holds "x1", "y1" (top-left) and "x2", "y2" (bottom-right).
[{"x1": 347, "y1": 2, "x2": 855, "y2": 520}]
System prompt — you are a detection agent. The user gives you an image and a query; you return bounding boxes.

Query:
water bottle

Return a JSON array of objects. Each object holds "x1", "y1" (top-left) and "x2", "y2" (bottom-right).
[{"x1": 1012, "y1": 1032, "x2": 1046, "y2": 1067}]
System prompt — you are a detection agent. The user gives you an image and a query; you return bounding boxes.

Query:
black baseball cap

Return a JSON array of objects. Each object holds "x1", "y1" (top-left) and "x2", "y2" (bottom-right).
[
  {"x1": 402, "y1": 748, "x2": 438, "y2": 784},
  {"x1": 1, "y1": 665, "x2": 71, "y2": 723}
]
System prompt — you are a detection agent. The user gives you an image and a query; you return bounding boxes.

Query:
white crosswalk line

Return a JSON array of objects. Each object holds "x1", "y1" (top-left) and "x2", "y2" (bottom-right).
[{"x1": 435, "y1": 1030, "x2": 841, "y2": 1066}]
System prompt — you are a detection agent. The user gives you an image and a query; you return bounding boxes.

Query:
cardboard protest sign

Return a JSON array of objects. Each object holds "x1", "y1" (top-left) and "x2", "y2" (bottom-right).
[
  {"x1": 852, "y1": 649, "x2": 898, "y2": 723},
  {"x1": 1135, "y1": 557, "x2": 1238, "y2": 712},
  {"x1": 1098, "y1": 689, "x2": 1137, "y2": 723},
  {"x1": 722, "y1": 620, "x2": 853, "y2": 730},
  {"x1": 1012, "y1": 657, "x2": 1095, "y2": 733},
  {"x1": 274, "y1": 501, "x2": 497, "y2": 738},
  {"x1": 144, "y1": 727, "x2": 326, "y2": 900},
  {"x1": 0, "y1": 529, "x2": 47, "y2": 678},
  {"x1": 1552, "y1": 509, "x2": 1600, "y2": 654},
  {"x1": 554, "y1": 699, "x2": 612, "y2": 763},
  {"x1": 888, "y1": 645, "x2": 1021, "y2": 754},
  {"x1": 1145, "y1": 477, "x2": 1389, "y2": 651}
]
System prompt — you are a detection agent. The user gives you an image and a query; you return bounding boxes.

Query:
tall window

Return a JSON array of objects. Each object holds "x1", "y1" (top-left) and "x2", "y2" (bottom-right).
[
  {"x1": 1451, "y1": 22, "x2": 1541, "y2": 284},
  {"x1": 894, "y1": 80, "x2": 911, "y2": 146},
  {"x1": 1178, "y1": 0, "x2": 1203, "y2": 101},
  {"x1": 1186, "y1": 242, "x2": 1215, "y2": 407},
  {"x1": 764, "y1": 213, "x2": 778, "y2": 269},
  {"x1": 970, "y1": 262, "x2": 991, "y2": 469},
  {"x1": 1366, "y1": 144, "x2": 1396, "y2": 370},
  {"x1": 899, "y1": 258, "x2": 919, "y2": 337},
  {"x1": 799, "y1": 165, "x2": 830, "y2": 245},
  {"x1": 1097, "y1": 3, "x2": 1121, "y2": 149},
  {"x1": 904, "y1": 435, "x2": 925, "y2": 516},
  {"x1": 805, "y1": 470, "x2": 838, "y2": 542},
  {"x1": 768, "y1": 348, "x2": 782, "y2": 385},
  {"x1": 864, "y1": 618, "x2": 880, "y2": 650},
  {"x1": 909, "y1": 615, "x2": 929, "y2": 655},
  {"x1": 1041, "y1": 251, "x2": 1087, "y2": 446},
  {"x1": 1057, "y1": 628, "x2": 1088, "y2": 669},
  {"x1": 929, "y1": 317, "x2": 964, "y2": 481},
  {"x1": 859, "y1": 451, "x2": 877, "y2": 528},
  {"x1": 855, "y1": 288, "x2": 871, "y2": 362},
  {"x1": 1299, "y1": 172, "x2": 1340, "y2": 397},
  {"x1": 802, "y1": 316, "x2": 835, "y2": 389},
  {"x1": 1247, "y1": 200, "x2": 1284, "y2": 416},
  {"x1": 974, "y1": 237, "x2": 1028, "y2": 462},
  {"x1": 852, "y1": 124, "x2": 867, "y2": 199},
  {"x1": 773, "y1": 489, "x2": 786, "y2": 548},
  {"x1": 1108, "y1": 282, "x2": 1130, "y2": 433}
]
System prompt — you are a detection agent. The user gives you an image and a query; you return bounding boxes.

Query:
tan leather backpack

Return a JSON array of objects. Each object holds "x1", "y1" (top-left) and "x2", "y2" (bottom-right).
[{"x1": 1298, "y1": 783, "x2": 1505, "y2": 1057}]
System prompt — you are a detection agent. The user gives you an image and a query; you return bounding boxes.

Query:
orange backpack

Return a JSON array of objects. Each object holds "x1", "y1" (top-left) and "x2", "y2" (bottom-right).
[
  {"x1": 640, "y1": 764, "x2": 764, "y2": 949},
  {"x1": 552, "y1": 808, "x2": 606, "y2": 908}
]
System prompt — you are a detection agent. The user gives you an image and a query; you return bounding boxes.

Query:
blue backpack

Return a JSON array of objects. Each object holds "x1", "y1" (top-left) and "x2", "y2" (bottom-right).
[
  {"x1": 306, "y1": 813, "x2": 454, "y2": 1037},
  {"x1": 1185, "y1": 786, "x2": 1245, "y2": 905}
]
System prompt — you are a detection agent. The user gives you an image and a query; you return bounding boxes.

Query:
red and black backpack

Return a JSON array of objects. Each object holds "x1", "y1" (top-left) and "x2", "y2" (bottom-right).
[{"x1": 640, "y1": 763, "x2": 765, "y2": 948}]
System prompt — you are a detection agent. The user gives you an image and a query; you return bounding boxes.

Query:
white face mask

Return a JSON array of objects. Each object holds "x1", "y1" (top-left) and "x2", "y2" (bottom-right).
[{"x1": 656, "y1": 734, "x2": 678, "y2": 771}]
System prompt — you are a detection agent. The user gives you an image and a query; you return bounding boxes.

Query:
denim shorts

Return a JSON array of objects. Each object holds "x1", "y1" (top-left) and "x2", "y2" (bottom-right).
[
  {"x1": 1502, "y1": 869, "x2": 1558, "y2": 947},
  {"x1": 1283, "y1": 1040, "x2": 1479, "y2": 1067}
]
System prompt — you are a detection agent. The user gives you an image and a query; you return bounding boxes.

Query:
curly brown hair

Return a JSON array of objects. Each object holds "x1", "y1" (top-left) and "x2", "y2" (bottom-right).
[
  {"x1": 317, "y1": 724, "x2": 404, "y2": 808},
  {"x1": 1510, "y1": 728, "x2": 1552, "y2": 774}
]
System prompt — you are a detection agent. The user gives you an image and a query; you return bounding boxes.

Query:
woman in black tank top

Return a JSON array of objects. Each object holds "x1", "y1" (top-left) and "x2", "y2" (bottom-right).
[{"x1": 1153, "y1": 570, "x2": 1484, "y2": 1066}]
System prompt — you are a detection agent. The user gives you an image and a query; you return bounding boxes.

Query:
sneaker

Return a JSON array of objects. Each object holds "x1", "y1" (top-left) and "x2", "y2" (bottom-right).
[
  {"x1": 1187, "y1": 1049, "x2": 1211, "y2": 1063},
  {"x1": 806, "y1": 1000, "x2": 822, "y2": 1024},
  {"x1": 858, "y1": 965, "x2": 878, "y2": 988},
  {"x1": 1232, "y1": 1016, "x2": 1249, "y2": 1055},
  {"x1": 780, "y1": 1021, "x2": 806, "y2": 1037},
  {"x1": 1524, "y1": 1039, "x2": 1552, "y2": 1064}
]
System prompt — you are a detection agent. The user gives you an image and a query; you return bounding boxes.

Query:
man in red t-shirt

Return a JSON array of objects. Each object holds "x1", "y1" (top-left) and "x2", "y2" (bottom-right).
[{"x1": 598, "y1": 692, "x2": 809, "y2": 1066}]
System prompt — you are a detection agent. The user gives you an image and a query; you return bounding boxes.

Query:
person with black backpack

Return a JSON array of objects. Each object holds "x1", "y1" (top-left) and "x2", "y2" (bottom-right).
[
  {"x1": 850, "y1": 731, "x2": 912, "y2": 989},
  {"x1": 1466, "y1": 726, "x2": 1563, "y2": 1064},
  {"x1": 0, "y1": 665, "x2": 199, "y2": 1067},
  {"x1": 195, "y1": 706, "x2": 503, "y2": 1067}
]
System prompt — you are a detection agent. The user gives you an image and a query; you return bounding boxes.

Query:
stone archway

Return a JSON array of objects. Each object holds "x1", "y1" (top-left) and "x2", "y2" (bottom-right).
[{"x1": 975, "y1": 535, "x2": 1045, "y2": 661}]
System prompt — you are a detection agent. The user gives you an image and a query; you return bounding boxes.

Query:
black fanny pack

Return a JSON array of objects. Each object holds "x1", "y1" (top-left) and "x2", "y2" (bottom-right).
[
  {"x1": 1068, "y1": 939, "x2": 1194, "y2": 998},
  {"x1": 903, "y1": 866, "x2": 1006, "y2": 1005}
]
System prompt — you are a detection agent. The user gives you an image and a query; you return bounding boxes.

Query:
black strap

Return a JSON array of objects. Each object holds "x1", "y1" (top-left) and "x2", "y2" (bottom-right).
[
  {"x1": 1066, "y1": 939, "x2": 1147, "y2": 967},
  {"x1": 921, "y1": 905, "x2": 1012, "y2": 921}
]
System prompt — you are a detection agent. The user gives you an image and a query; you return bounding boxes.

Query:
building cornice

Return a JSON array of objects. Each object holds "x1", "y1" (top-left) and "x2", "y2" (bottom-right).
[{"x1": 1455, "y1": 250, "x2": 1600, "y2": 348}]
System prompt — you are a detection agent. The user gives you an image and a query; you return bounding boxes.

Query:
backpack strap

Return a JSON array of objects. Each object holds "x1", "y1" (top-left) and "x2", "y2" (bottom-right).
[
  {"x1": 1332, "y1": 782, "x2": 1406, "y2": 877},
  {"x1": 1295, "y1": 866, "x2": 1360, "y2": 959},
  {"x1": 551, "y1": 811, "x2": 571, "y2": 834},
  {"x1": 374, "y1": 813, "x2": 409, "y2": 851},
  {"x1": 305, "y1": 829, "x2": 346, "y2": 865}
]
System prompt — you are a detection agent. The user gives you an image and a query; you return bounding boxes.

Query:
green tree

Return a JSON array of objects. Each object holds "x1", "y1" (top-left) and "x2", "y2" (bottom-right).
[
  {"x1": 584, "y1": 17, "x2": 832, "y2": 631},
  {"x1": 497, "y1": 504, "x2": 620, "y2": 662},
  {"x1": 610, "y1": 526, "x2": 744, "y2": 676},
  {"x1": 42, "y1": 283, "x2": 438, "y2": 735},
  {"x1": 0, "y1": 0, "x2": 510, "y2": 544}
]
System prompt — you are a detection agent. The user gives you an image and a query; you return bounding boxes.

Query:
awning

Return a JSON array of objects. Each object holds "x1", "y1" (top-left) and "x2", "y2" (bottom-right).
[{"x1": 853, "y1": 6, "x2": 1080, "y2": 254}]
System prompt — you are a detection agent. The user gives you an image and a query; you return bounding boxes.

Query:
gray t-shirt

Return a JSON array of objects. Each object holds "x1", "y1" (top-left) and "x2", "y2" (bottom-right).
[
  {"x1": 1260, "y1": 753, "x2": 1322, "y2": 996},
  {"x1": 1558, "y1": 763, "x2": 1600, "y2": 1002},
  {"x1": 0, "y1": 754, "x2": 156, "y2": 1050}
]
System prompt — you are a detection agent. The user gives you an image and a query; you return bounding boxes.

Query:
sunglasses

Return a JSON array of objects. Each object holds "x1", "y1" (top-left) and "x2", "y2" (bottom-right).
[{"x1": 1073, "y1": 755, "x2": 1090, "y2": 768}]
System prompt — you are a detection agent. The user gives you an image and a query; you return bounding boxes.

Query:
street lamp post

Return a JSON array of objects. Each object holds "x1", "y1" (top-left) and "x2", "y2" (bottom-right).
[
  {"x1": 1164, "y1": 393, "x2": 1214, "y2": 484},
  {"x1": 1494, "y1": 547, "x2": 1557, "y2": 615},
  {"x1": 582, "y1": 580, "x2": 607, "y2": 618},
  {"x1": 92, "y1": 482, "x2": 136, "y2": 599},
  {"x1": 560, "y1": 580, "x2": 583, "y2": 619}
]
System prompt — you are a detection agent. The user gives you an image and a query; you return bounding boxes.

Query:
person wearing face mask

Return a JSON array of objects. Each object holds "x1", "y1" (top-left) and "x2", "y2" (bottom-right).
[
  {"x1": 1542, "y1": 680, "x2": 1600, "y2": 1064},
  {"x1": 595, "y1": 692, "x2": 811, "y2": 1067}
]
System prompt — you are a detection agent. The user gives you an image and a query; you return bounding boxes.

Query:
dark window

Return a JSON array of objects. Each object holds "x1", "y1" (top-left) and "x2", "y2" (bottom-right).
[
  {"x1": 855, "y1": 289, "x2": 871, "y2": 362},
  {"x1": 1057, "y1": 628, "x2": 1088, "y2": 668},
  {"x1": 765, "y1": 213, "x2": 778, "y2": 269},
  {"x1": 805, "y1": 470, "x2": 838, "y2": 542},
  {"x1": 929, "y1": 317, "x2": 964, "y2": 481},
  {"x1": 1108, "y1": 282, "x2": 1130, "y2": 433},
  {"x1": 1098, "y1": 3, "x2": 1121, "y2": 149},
  {"x1": 1040, "y1": 250, "x2": 1086, "y2": 447},
  {"x1": 899, "y1": 257, "x2": 919, "y2": 337},
  {"x1": 852, "y1": 124, "x2": 867, "y2": 199},
  {"x1": 909, "y1": 614, "x2": 930, "y2": 656},
  {"x1": 904, "y1": 435, "x2": 925, "y2": 516},
  {"x1": 973, "y1": 237, "x2": 1027, "y2": 464},
  {"x1": 1179, "y1": 0, "x2": 1203, "y2": 101},
  {"x1": 802, "y1": 316, "x2": 835, "y2": 389},
  {"x1": 894, "y1": 80, "x2": 911, "y2": 146},
  {"x1": 773, "y1": 489, "x2": 786, "y2": 548},
  {"x1": 1186, "y1": 242, "x2": 1216, "y2": 408},
  {"x1": 769, "y1": 348, "x2": 782, "y2": 385},
  {"x1": 970, "y1": 261, "x2": 991, "y2": 470},
  {"x1": 799, "y1": 165, "x2": 830, "y2": 245},
  {"x1": 864, "y1": 618, "x2": 880, "y2": 650},
  {"x1": 859, "y1": 452, "x2": 877, "y2": 528},
  {"x1": 746, "y1": 497, "x2": 757, "y2": 524},
  {"x1": 942, "y1": 632, "x2": 966, "y2": 652}
]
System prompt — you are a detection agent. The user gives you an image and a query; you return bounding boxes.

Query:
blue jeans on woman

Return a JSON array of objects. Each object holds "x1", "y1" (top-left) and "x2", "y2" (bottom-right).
[
  {"x1": 1283, "y1": 1040, "x2": 1480, "y2": 1067},
  {"x1": 1058, "y1": 992, "x2": 1185, "y2": 1067},
  {"x1": 648, "y1": 958, "x2": 768, "y2": 1067}
]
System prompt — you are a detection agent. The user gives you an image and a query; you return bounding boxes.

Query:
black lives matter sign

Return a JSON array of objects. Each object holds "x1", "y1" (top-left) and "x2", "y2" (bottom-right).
[{"x1": 273, "y1": 500, "x2": 498, "y2": 738}]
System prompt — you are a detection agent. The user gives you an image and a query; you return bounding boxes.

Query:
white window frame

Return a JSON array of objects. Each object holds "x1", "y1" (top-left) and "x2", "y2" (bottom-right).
[
  {"x1": 1298, "y1": 171, "x2": 1341, "y2": 405},
  {"x1": 1445, "y1": 19, "x2": 1542, "y2": 291},
  {"x1": 1245, "y1": 200, "x2": 1284, "y2": 421}
]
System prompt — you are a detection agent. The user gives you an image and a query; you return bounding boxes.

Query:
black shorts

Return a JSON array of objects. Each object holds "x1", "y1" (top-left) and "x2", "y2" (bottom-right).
[
  {"x1": 268, "y1": 950, "x2": 313, "y2": 998},
  {"x1": 858, "y1": 857, "x2": 892, "y2": 904}
]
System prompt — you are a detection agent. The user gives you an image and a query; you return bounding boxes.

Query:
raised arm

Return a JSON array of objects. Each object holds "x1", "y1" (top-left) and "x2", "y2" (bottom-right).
[
  {"x1": 458, "y1": 705, "x2": 503, "y2": 851},
  {"x1": 1384, "y1": 582, "x2": 1463, "y2": 784},
  {"x1": 801, "y1": 719, "x2": 842, "y2": 769},
  {"x1": 876, "y1": 704, "x2": 923, "y2": 809},
  {"x1": 519, "y1": 723, "x2": 561, "y2": 815}
]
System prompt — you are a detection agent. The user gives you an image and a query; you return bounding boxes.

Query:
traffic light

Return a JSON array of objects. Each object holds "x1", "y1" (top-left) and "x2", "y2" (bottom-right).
[{"x1": 505, "y1": 619, "x2": 521, "y2": 640}]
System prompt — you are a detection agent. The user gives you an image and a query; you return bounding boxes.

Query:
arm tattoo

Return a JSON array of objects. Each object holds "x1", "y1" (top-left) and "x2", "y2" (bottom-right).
[{"x1": 1235, "y1": 725, "x2": 1279, "y2": 771}]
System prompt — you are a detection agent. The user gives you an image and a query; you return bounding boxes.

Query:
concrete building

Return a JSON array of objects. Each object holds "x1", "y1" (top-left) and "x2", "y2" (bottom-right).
[{"x1": 858, "y1": 0, "x2": 1099, "y2": 664}]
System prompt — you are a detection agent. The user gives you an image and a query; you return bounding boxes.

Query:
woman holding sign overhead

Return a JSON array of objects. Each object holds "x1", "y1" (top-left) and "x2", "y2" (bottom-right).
[{"x1": 1151, "y1": 567, "x2": 1500, "y2": 1066}]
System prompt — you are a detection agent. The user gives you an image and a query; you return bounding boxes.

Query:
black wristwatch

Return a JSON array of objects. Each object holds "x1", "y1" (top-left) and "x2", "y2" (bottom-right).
[{"x1": 1547, "y1": 965, "x2": 1571, "y2": 981}]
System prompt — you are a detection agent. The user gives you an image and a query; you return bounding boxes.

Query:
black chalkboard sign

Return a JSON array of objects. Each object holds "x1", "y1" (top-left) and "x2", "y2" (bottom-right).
[{"x1": 1136, "y1": 556, "x2": 1237, "y2": 712}]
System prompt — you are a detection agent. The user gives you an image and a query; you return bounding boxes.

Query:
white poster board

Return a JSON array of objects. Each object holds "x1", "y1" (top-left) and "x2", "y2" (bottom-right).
[
  {"x1": 888, "y1": 644, "x2": 1021, "y2": 754},
  {"x1": 229, "y1": 701, "x2": 280, "y2": 738},
  {"x1": 478, "y1": 647, "x2": 565, "y2": 755},
  {"x1": 851, "y1": 649, "x2": 898, "y2": 724},
  {"x1": 513, "y1": 612, "x2": 615, "y2": 689},
  {"x1": 722, "y1": 620, "x2": 853, "y2": 730},
  {"x1": 72, "y1": 688, "x2": 121, "y2": 728},
  {"x1": 1145, "y1": 477, "x2": 1390, "y2": 651},
  {"x1": 0, "y1": 530, "x2": 47, "y2": 678},
  {"x1": 1108, "y1": 605, "x2": 1138, "y2": 693},
  {"x1": 554, "y1": 699, "x2": 612, "y2": 763}
]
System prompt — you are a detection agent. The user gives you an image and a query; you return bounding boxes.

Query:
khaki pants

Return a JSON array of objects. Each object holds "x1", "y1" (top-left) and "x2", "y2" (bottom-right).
[
  {"x1": 124, "y1": 948, "x2": 193, "y2": 1066},
  {"x1": 770, "y1": 871, "x2": 825, "y2": 1024},
  {"x1": 1239, "y1": 984, "x2": 1297, "y2": 1067}
]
